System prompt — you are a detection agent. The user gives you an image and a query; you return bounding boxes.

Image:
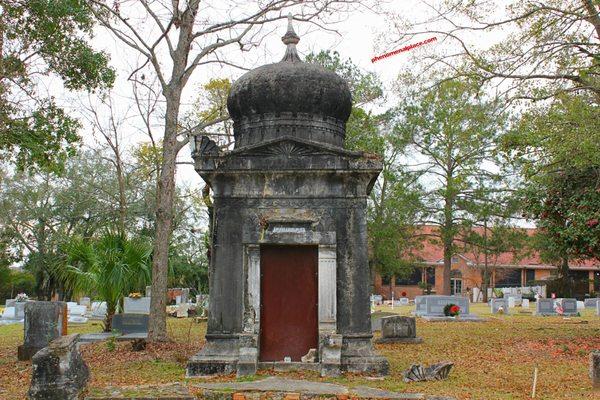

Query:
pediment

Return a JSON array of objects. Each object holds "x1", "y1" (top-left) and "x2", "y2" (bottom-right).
[{"x1": 227, "y1": 136, "x2": 361, "y2": 159}]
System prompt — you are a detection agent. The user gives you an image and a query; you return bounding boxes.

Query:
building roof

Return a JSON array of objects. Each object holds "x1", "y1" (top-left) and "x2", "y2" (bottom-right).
[{"x1": 412, "y1": 225, "x2": 600, "y2": 271}]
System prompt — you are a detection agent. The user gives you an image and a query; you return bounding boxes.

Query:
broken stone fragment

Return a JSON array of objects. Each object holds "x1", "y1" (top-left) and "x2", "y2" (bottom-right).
[
  {"x1": 28, "y1": 334, "x2": 89, "y2": 400},
  {"x1": 403, "y1": 362, "x2": 454, "y2": 382}
]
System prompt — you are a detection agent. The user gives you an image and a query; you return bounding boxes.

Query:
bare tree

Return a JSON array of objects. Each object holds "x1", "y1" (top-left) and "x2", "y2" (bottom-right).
[
  {"x1": 88, "y1": 0, "x2": 373, "y2": 341},
  {"x1": 384, "y1": 0, "x2": 600, "y2": 103}
]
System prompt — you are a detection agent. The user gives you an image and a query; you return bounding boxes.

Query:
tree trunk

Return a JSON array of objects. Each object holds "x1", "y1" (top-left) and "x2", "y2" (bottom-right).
[
  {"x1": 441, "y1": 242, "x2": 452, "y2": 295},
  {"x1": 148, "y1": 89, "x2": 181, "y2": 342},
  {"x1": 104, "y1": 303, "x2": 116, "y2": 332}
]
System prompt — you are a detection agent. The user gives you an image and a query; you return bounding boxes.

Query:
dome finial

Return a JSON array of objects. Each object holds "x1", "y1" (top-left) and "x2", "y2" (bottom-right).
[{"x1": 281, "y1": 13, "x2": 301, "y2": 62}]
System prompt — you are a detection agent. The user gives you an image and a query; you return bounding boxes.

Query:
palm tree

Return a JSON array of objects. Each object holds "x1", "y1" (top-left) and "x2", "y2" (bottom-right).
[{"x1": 57, "y1": 233, "x2": 152, "y2": 331}]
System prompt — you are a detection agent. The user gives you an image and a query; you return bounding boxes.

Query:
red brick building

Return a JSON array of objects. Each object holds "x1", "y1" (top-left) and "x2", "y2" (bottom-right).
[{"x1": 373, "y1": 226, "x2": 600, "y2": 300}]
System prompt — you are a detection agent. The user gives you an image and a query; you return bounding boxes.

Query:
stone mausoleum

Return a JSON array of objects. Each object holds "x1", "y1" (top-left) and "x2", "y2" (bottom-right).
[{"x1": 187, "y1": 17, "x2": 388, "y2": 377}]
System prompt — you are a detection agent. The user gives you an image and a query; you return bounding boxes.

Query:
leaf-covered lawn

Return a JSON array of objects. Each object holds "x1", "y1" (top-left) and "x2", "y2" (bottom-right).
[{"x1": 1, "y1": 304, "x2": 599, "y2": 399}]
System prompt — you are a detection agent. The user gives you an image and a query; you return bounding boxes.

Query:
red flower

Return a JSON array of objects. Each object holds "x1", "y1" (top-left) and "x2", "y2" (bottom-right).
[
  {"x1": 450, "y1": 305, "x2": 460, "y2": 314},
  {"x1": 401, "y1": 291, "x2": 407, "y2": 297}
]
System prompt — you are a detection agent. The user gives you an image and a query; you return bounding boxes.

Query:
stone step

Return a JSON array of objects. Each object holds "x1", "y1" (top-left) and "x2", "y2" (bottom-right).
[{"x1": 196, "y1": 377, "x2": 455, "y2": 400}]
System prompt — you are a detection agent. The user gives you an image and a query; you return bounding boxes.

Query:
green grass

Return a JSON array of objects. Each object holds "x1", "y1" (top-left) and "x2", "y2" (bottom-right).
[{"x1": 1, "y1": 306, "x2": 599, "y2": 399}]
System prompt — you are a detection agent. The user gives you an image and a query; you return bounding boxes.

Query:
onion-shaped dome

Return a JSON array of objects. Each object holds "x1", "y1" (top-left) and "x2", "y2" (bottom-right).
[{"x1": 227, "y1": 15, "x2": 352, "y2": 148}]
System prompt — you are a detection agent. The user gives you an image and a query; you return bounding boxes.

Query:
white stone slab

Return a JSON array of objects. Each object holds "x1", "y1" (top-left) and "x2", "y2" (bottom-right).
[
  {"x1": 522, "y1": 299, "x2": 530, "y2": 308},
  {"x1": 68, "y1": 305, "x2": 87, "y2": 316},
  {"x1": 123, "y1": 297, "x2": 151, "y2": 314},
  {"x1": 2, "y1": 306, "x2": 16, "y2": 319}
]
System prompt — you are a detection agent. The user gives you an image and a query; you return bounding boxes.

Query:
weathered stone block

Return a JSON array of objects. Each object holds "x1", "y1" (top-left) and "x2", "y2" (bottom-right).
[
  {"x1": 28, "y1": 334, "x2": 89, "y2": 400},
  {"x1": 18, "y1": 301, "x2": 66, "y2": 361},
  {"x1": 591, "y1": 351, "x2": 600, "y2": 389},
  {"x1": 237, "y1": 347, "x2": 258, "y2": 377},
  {"x1": 375, "y1": 316, "x2": 423, "y2": 344}
]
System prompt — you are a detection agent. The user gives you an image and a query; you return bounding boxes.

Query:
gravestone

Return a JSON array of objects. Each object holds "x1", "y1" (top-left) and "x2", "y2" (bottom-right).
[
  {"x1": 123, "y1": 297, "x2": 151, "y2": 314},
  {"x1": 556, "y1": 298, "x2": 578, "y2": 315},
  {"x1": 507, "y1": 297, "x2": 516, "y2": 308},
  {"x1": 111, "y1": 314, "x2": 149, "y2": 335},
  {"x1": 597, "y1": 300, "x2": 600, "y2": 317},
  {"x1": 181, "y1": 288, "x2": 190, "y2": 304},
  {"x1": 14, "y1": 301, "x2": 27, "y2": 319},
  {"x1": 68, "y1": 305, "x2": 87, "y2": 316},
  {"x1": 584, "y1": 298, "x2": 599, "y2": 308},
  {"x1": 375, "y1": 316, "x2": 422, "y2": 344},
  {"x1": 28, "y1": 334, "x2": 89, "y2": 400},
  {"x1": 5, "y1": 299, "x2": 16, "y2": 307},
  {"x1": 490, "y1": 298, "x2": 509, "y2": 314},
  {"x1": 522, "y1": 299, "x2": 530, "y2": 308},
  {"x1": 175, "y1": 295, "x2": 182, "y2": 305},
  {"x1": 399, "y1": 297, "x2": 410, "y2": 306},
  {"x1": 91, "y1": 302, "x2": 107, "y2": 319},
  {"x1": 414, "y1": 296, "x2": 427, "y2": 316},
  {"x1": 370, "y1": 311, "x2": 397, "y2": 332},
  {"x1": 18, "y1": 301, "x2": 67, "y2": 361},
  {"x1": 2, "y1": 307, "x2": 16, "y2": 319},
  {"x1": 535, "y1": 299, "x2": 556, "y2": 315},
  {"x1": 79, "y1": 297, "x2": 91, "y2": 309},
  {"x1": 591, "y1": 351, "x2": 600, "y2": 388},
  {"x1": 424, "y1": 296, "x2": 470, "y2": 316},
  {"x1": 370, "y1": 294, "x2": 383, "y2": 305},
  {"x1": 506, "y1": 294, "x2": 522, "y2": 306},
  {"x1": 577, "y1": 301, "x2": 585, "y2": 310},
  {"x1": 145, "y1": 285, "x2": 152, "y2": 298}
]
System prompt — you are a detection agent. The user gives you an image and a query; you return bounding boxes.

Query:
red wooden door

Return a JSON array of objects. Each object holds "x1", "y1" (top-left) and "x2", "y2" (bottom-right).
[{"x1": 260, "y1": 245, "x2": 318, "y2": 362}]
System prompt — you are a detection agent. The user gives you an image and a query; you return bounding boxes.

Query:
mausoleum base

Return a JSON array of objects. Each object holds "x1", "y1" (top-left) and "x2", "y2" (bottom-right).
[{"x1": 186, "y1": 335, "x2": 389, "y2": 377}]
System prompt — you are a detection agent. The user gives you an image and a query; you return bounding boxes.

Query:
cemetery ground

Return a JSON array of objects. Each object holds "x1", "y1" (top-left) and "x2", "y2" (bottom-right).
[{"x1": 0, "y1": 304, "x2": 599, "y2": 399}]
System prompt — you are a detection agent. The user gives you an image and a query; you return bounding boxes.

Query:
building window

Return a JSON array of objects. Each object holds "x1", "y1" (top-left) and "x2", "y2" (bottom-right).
[
  {"x1": 381, "y1": 275, "x2": 391, "y2": 285},
  {"x1": 426, "y1": 267, "x2": 435, "y2": 285},
  {"x1": 495, "y1": 268, "x2": 521, "y2": 288},
  {"x1": 395, "y1": 267, "x2": 422, "y2": 285},
  {"x1": 451, "y1": 278, "x2": 463, "y2": 295},
  {"x1": 525, "y1": 269, "x2": 535, "y2": 285},
  {"x1": 451, "y1": 256, "x2": 459, "y2": 264}
]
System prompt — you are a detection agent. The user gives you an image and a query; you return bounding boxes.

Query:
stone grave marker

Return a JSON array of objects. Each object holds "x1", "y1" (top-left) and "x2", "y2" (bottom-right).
[
  {"x1": 14, "y1": 301, "x2": 27, "y2": 319},
  {"x1": 577, "y1": 301, "x2": 585, "y2": 310},
  {"x1": 18, "y1": 301, "x2": 66, "y2": 361},
  {"x1": 535, "y1": 299, "x2": 555, "y2": 315},
  {"x1": 5, "y1": 299, "x2": 16, "y2": 307},
  {"x1": 68, "y1": 305, "x2": 87, "y2": 316},
  {"x1": 79, "y1": 297, "x2": 91, "y2": 309},
  {"x1": 506, "y1": 294, "x2": 522, "y2": 306},
  {"x1": 584, "y1": 298, "x2": 599, "y2": 308},
  {"x1": 375, "y1": 316, "x2": 422, "y2": 344},
  {"x1": 522, "y1": 299, "x2": 530, "y2": 308},
  {"x1": 591, "y1": 351, "x2": 600, "y2": 388},
  {"x1": 145, "y1": 285, "x2": 152, "y2": 298},
  {"x1": 28, "y1": 334, "x2": 89, "y2": 400},
  {"x1": 175, "y1": 295, "x2": 182, "y2": 305},
  {"x1": 181, "y1": 288, "x2": 190, "y2": 303},
  {"x1": 2, "y1": 307, "x2": 16, "y2": 319},
  {"x1": 399, "y1": 297, "x2": 410, "y2": 306},
  {"x1": 556, "y1": 298, "x2": 578, "y2": 315},
  {"x1": 414, "y1": 296, "x2": 427, "y2": 316},
  {"x1": 507, "y1": 297, "x2": 516, "y2": 308},
  {"x1": 424, "y1": 296, "x2": 470, "y2": 316},
  {"x1": 91, "y1": 302, "x2": 107, "y2": 319},
  {"x1": 490, "y1": 298, "x2": 509, "y2": 314},
  {"x1": 112, "y1": 313, "x2": 149, "y2": 335},
  {"x1": 123, "y1": 297, "x2": 151, "y2": 314}
]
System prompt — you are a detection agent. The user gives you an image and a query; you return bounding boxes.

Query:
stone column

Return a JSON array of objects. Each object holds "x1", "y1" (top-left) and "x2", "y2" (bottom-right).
[{"x1": 337, "y1": 197, "x2": 388, "y2": 375}]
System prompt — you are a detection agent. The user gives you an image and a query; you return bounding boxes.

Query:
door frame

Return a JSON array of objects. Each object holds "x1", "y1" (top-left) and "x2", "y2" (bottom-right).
[
  {"x1": 258, "y1": 244, "x2": 319, "y2": 361},
  {"x1": 242, "y1": 229, "x2": 337, "y2": 344}
]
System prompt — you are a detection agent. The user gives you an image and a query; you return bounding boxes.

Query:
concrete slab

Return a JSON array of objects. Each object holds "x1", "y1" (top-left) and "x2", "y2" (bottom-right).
[
  {"x1": 421, "y1": 315, "x2": 485, "y2": 322},
  {"x1": 195, "y1": 377, "x2": 456, "y2": 399}
]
